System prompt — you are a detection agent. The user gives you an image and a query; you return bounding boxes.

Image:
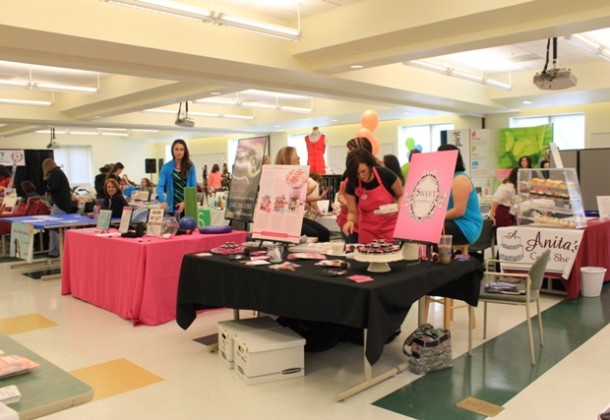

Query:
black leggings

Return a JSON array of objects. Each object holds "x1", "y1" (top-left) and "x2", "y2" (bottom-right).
[
  {"x1": 301, "y1": 218, "x2": 331, "y2": 243},
  {"x1": 443, "y1": 220, "x2": 469, "y2": 245}
]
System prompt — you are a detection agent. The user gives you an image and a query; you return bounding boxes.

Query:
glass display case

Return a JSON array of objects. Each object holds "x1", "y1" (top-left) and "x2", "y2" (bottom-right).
[{"x1": 516, "y1": 168, "x2": 586, "y2": 229}]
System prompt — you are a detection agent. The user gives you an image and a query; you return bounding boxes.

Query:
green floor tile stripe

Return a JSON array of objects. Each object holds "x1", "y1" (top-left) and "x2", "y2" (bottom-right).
[{"x1": 374, "y1": 285, "x2": 610, "y2": 419}]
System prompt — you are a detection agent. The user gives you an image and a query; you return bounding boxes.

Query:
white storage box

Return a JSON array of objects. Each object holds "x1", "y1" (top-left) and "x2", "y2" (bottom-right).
[
  {"x1": 217, "y1": 317, "x2": 279, "y2": 369},
  {"x1": 234, "y1": 327, "x2": 305, "y2": 385}
]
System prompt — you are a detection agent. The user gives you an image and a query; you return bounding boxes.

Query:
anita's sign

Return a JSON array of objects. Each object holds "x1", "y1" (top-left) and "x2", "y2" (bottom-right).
[{"x1": 497, "y1": 226, "x2": 584, "y2": 279}]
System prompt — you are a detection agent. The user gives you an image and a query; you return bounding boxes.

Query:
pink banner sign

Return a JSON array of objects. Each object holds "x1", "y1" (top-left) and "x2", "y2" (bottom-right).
[{"x1": 393, "y1": 150, "x2": 458, "y2": 244}]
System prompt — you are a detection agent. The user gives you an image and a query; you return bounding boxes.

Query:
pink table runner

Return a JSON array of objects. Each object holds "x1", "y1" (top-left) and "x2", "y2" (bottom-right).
[{"x1": 62, "y1": 229, "x2": 247, "y2": 325}]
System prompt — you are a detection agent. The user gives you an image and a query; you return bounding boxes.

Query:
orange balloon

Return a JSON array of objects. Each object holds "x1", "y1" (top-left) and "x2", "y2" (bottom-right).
[
  {"x1": 360, "y1": 110, "x2": 379, "y2": 132},
  {"x1": 355, "y1": 127, "x2": 373, "y2": 143}
]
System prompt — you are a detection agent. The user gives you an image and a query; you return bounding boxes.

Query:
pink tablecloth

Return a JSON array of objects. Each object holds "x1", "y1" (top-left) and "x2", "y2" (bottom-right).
[
  {"x1": 561, "y1": 219, "x2": 610, "y2": 299},
  {"x1": 62, "y1": 229, "x2": 247, "y2": 325}
]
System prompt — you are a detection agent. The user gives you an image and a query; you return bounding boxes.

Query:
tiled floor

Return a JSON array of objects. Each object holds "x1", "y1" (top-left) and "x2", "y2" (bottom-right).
[{"x1": 1, "y1": 260, "x2": 609, "y2": 419}]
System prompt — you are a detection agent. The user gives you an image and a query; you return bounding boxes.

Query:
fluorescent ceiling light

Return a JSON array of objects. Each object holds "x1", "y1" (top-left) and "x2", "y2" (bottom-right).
[
  {"x1": 222, "y1": 113, "x2": 254, "y2": 120},
  {"x1": 216, "y1": 14, "x2": 301, "y2": 41},
  {"x1": 70, "y1": 131, "x2": 99, "y2": 136},
  {"x1": 103, "y1": 0, "x2": 212, "y2": 21},
  {"x1": 35, "y1": 83, "x2": 98, "y2": 94},
  {"x1": 0, "y1": 98, "x2": 53, "y2": 106},
  {"x1": 102, "y1": 0, "x2": 300, "y2": 41},
  {"x1": 244, "y1": 89, "x2": 306, "y2": 100},
  {"x1": 406, "y1": 60, "x2": 512, "y2": 90},
  {"x1": 101, "y1": 132, "x2": 129, "y2": 137},
  {"x1": 0, "y1": 79, "x2": 97, "y2": 94},
  {"x1": 144, "y1": 108, "x2": 257, "y2": 119},
  {"x1": 568, "y1": 33, "x2": 610, "y2": 62},
  {"x1": 279, "y1": 105, "x2": 312, "y2": 114},
  {"x1": 196, "y1": 90, "x2": 313, "y2": 113}
]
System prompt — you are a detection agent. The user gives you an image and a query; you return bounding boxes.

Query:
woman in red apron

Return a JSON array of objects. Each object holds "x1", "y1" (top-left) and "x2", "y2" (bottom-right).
[{"x1": 342, "y1": 149, "x2": 403, "y2": 244}]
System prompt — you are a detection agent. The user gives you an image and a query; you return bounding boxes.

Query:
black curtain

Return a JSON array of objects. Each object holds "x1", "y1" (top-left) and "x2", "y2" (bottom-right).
[{"x1": 12, "y1": 149, "x2": 54, "y2": 196}]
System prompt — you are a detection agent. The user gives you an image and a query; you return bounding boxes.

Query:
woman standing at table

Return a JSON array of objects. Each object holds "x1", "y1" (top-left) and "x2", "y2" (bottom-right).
[
  {"x1": 274, "y1": 146, "x2": 330, "y2": 243},
  {"x1": 106, "y1": 162, "x2": 124, "y2": 183},
  {"x1": 342, "y1": 148, "x2": 403, "y2": 244},
  {"x1": 207, "y1": 164, "x2": 222, "y2": 191},
  {"x1": 438, "y1": 144, "x2": 483, "y2": 245},
  {"x1": 489, "y1": 167, "x2": 518, "y2": 228},
  {"x1": 157, "y1": 139, "x2": 197, "y2": 217},
  {"x1": 42, "y1": 159, "x2": 73, "y2": 258},
  {"x1": 335, "y1": 137, "x2": 374, "y2": 243},
  {"x1": 103, "y1": 178, "x2": 128, "y2": 218}
]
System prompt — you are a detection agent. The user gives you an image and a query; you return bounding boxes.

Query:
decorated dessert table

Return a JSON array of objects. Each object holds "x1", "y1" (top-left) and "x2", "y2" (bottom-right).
[{"x1": 497, "y1": 219, "x2": 610, "y2": 299}]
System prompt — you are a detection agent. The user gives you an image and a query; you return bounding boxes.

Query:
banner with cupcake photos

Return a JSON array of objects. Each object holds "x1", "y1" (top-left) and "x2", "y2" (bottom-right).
[
  {"x1": 497, "y1": 226, "x2": 584, "y2": 279},
  {"x1": 394, "y1": 150, "x2": 457, "y2": 244},
  {"x1": 251, "y1": 164, "x2": 309, "y2": 244},
  {"x1": 225, "y1": 136, "x2": 268, "y2": 223}
]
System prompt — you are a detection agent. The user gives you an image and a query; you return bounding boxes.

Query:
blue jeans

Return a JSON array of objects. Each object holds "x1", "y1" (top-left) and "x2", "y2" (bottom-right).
[{"x1": 48, "y1": 204, "x2": 66, "y2": 256}]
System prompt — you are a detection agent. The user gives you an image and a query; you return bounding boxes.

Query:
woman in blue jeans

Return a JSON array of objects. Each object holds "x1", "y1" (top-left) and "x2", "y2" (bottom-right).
[{"x1": 42, "y1": 159, "x2": 74, "y2": 257}]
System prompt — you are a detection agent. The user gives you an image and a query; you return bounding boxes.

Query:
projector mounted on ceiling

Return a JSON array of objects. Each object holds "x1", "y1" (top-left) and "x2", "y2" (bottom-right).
[
  {"x1": 47, "y1": 127, "x2": 59, "y2": 149},
  {"x1": 175, "y1": 101, "x2": 194, "y2": 128},
  {"x1": 533, "y1": 37, "x2": 577, "y2": 90}
]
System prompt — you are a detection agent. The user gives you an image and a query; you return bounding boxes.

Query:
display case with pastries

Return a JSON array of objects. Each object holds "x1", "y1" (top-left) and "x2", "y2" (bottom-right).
[{"x1": 516, "y1": 168, "x2": 586, "y2": 229}]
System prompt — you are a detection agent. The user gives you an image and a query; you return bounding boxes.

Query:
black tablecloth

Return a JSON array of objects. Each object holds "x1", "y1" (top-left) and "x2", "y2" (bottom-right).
[{"x1": 176, "y1": 254, "x2": 483, "y2": 365}]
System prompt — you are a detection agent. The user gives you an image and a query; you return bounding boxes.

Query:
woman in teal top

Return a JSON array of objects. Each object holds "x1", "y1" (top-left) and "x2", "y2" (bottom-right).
[
  {"x1": 438, "y1": 144, "x2": 483, "y2": 244},
  {"x1": 157, "y1": 139, "x2": 197, "y2": 216}
]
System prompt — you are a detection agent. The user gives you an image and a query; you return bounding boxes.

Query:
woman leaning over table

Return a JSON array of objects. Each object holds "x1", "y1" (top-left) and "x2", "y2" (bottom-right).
[
  {"x1": 157, "y1": 139, "x2": 197, "y2": 217},
  {"x1": 335, "y1": 137, "x2": 374, "y2": 244},
  {"x1": 342, "y1": 148, "x2": 403, "y2": 244},
  {"x1": 103, "y1": 178, "x2": 128, "y2": 219},
  {"x1": 42, "y1": 159, "x2": 73, "y2": 258},
  {"x1": 437, "y1": 144, "x2": 483, "y2": 245}
]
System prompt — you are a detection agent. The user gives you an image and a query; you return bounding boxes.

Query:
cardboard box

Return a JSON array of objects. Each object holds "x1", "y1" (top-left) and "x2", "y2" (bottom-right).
[
  {"x1": 234, "y1": 327, "x2": 305, "y2": 385},
  {"x1": 217, "y1": 317, "x2": 279, "y2": 369}
]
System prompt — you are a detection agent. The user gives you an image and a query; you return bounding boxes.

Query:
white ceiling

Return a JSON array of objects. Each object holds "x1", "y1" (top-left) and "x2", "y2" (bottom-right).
[{"x1": 1, "y1": 0, "x2": 610, "y2": 143}]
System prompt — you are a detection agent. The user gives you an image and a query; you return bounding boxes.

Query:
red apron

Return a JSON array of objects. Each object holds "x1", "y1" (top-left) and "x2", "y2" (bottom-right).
[
  {"x1": 355, "y1": 167, "x2": 397, "y2": 244},
  {"x1": 495, "y1": 205, "x2": 515, "y2": 227}
]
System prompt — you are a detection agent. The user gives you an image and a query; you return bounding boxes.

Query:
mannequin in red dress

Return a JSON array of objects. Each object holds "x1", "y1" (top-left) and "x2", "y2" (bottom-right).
[{"x1": 305, "y1": 127, "x2": 326, "y2": 174}]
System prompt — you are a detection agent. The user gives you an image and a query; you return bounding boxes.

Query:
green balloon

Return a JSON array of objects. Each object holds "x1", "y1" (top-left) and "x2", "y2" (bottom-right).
[{"x1": 405, "y1": 137, "x2": 415, "y2": 151}]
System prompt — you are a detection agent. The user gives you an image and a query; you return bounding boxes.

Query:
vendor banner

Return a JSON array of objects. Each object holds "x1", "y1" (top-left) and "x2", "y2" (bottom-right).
[
  {"x1": 225, "y1": 136, "x2": 267, "y2": 222},
  {"x1": 497, "y1": 226, "x2": 584, "y2": 279},
  {"x1": 251, "y1": 164, "x2": 309, "y2": 244},
  {"x1": 394, "y1": 150, "x2": 457, "y2": 244},
  {"x1": 0, "y1": 150, "x2": 26, "y2": 166},
  {"x1": 10, "y1": 222, "x2": 35, "y2": 263}
]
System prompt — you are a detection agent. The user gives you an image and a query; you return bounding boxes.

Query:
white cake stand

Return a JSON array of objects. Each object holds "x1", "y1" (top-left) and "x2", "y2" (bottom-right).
[{"x1": 354, "y1": 252, "x2": 403, "y2": 273}]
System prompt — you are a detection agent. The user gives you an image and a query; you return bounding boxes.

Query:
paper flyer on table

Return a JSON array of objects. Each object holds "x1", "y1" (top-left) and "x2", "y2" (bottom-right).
[
  {"x1": 251, "y1": 164, "x2": 309, "y2": 244},
  {"x1": 393, "y1": 150, "x2": 457, "y2": 244}
]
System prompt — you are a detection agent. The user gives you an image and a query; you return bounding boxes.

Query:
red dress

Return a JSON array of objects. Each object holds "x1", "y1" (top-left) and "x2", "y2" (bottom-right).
[{"x1": 305, "y1": 134, "x2": 326, "y2": 174}]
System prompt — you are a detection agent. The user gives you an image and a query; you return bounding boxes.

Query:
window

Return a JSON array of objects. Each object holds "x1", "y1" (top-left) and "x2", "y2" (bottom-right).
[
  {"x1": 227, "y1": 138, "x2": 238, "y2": 171},
  {"x1": 54, "y1": 146, "x2": 92, "y2": 188},
  {"x1": 510, "y1": 113, "x2": 585, "y2": 150},
  {"x1": 397, "y1": 123, "x2": 454, "y2": 165}
]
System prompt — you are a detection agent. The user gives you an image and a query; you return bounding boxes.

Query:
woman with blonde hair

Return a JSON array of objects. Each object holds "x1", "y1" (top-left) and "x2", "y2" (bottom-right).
[
  {"x1": 42, "y1": 158, "x2": 73, "y2": 257},
  {"x1": 274, "y1": 146, "x2": 330, "y2": 243}
]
